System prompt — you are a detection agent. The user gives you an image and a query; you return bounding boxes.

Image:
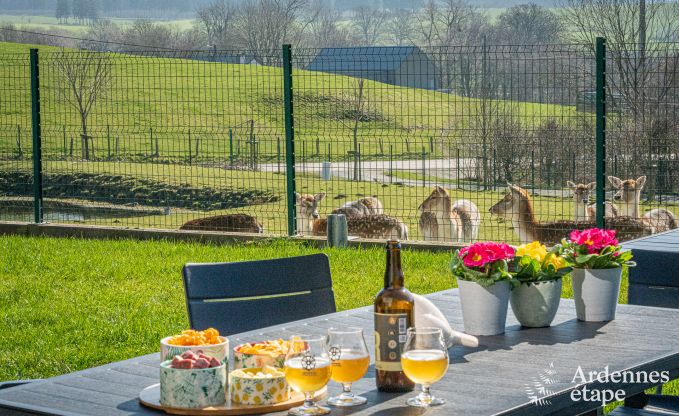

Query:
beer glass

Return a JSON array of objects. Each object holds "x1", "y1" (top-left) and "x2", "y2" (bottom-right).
[
  {"x1": 401, "y1": 327, "x2": 449, "y2": 407},
  {"x1": 284, "y1": 334, "x2": 332, "y2": 415},
  {"x1": 326, "y1": 327, "x2": 370, "y2": 407}
]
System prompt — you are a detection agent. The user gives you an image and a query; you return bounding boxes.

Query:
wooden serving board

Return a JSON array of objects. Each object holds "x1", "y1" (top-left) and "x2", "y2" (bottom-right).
[{"x1": 139, "y1": 384, "x2": 328, "y2": 415}]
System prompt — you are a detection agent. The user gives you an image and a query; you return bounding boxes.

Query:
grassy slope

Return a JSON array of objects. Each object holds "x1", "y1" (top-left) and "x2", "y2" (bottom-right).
[
  {"x1": 0, "y1": 41, "x2": 580, "y2": 160},
  {"x1": 2, "y1": 234, "x2": 673, "y2": 415}
]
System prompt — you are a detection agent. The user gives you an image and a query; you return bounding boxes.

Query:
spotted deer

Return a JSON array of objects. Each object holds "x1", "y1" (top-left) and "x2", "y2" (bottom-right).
[
  {"x1": 566, "y1": 181, "x2": 619, "y2": 221},
  {"x1": 332, "y1": 196, "x2": 384, "y2": 218},
  {"x1": 608, "y1": 176, "x2": 677, "y2": 232},
  {"x1": 418, "y1": 186, "x2": 480, "y2": 242},
  {"x1": 489, "y1": 184, "x2": 654, "y2": 245},
  {"x1": 180, "y1": 213, "x2": 263, "y2": 233},
  {"x1": 295, "y1": 192, "x2": 407, "y2": 239}
]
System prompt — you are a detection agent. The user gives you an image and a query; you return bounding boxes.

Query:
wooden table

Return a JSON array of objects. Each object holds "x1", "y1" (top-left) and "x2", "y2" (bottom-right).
[{"x1": 2, "y1": 289, "x2": 679, "y2": 416}]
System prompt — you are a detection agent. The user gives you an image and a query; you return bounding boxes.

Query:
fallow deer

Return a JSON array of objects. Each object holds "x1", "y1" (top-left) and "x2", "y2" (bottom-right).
[
  {"x1": 418, "y1": 186, "x2": 480, "y2": 242},
  {"x1": 489, "y1": 184, "x2": 653, "y2": 245},
  {"x1": 332, "y1": 196, "x2": 384, "y2": 218},
  {"x1": 566, "y1": 181, "x2": 619, "y2": 221},
  {"x1": 608, "y1": 176, "x2": 677, "y2": 232},
  {"x1": 295, "y1": 192, "x2": 408, "y2": 239},
  {"x1": 180, "y1": 213, "x2": 263, "y2": 233}
]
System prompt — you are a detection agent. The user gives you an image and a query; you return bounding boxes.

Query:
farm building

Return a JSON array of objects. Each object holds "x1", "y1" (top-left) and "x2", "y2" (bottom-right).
[{"x1": 306, "y1": 46, "x2": 439, "y2": 90}]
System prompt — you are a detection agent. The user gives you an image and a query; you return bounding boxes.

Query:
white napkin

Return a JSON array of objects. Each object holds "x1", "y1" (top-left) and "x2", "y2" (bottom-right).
[{"x1": 413, "y1": 293, "x2": 479, "y2": 349}]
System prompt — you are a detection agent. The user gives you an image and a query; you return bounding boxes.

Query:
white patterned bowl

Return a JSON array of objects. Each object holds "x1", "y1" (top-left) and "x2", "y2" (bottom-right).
[
  {"x1": 159, "y1": 360, "x2": 227, "y2": 408},
  {"x1": 233, "y1": 343, "x2": 285, "y2": 370},
  {"x1": 230, "y1": 368, "x2": 291, "y2": 406},
  {"x1": 160, "y1": 336, "x2": 229, "y2": 363}
]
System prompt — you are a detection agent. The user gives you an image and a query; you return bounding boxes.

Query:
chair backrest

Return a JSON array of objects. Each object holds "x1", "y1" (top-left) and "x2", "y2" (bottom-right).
[
  {"x1": 627, "y1": 248, "x2": 679, "y2": 309},
  {"x1": 182, "y1": 253, "x2": 336, "y2": 335}
]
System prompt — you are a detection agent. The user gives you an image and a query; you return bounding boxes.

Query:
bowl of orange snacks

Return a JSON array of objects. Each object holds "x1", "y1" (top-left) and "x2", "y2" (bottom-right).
[
  {"x1": 160, "y1": 328, "x2": 229, "y2": 363},
  {"x1": 233, "y1": 339, "x2": 290, "y2": 369}
]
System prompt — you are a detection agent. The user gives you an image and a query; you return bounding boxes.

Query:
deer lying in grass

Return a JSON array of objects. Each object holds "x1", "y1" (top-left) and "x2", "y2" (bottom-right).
[
  {"x1": 180, "y1": 213, "x2": 263, "y2": 233},
  {"x1": 332, "y1": 196, "x2": 384, "y2": 218},
  {"x1": 296, "y1": 192, "x2": 408, "y2": 239},
  {"x1": 489, "y1": 184, "x2": 653, "y2": 245},
  {"x1": 608, "y1": 176, "x2": 677, "y2": 232},
  {"x1": 418, "y1": 186, "x2": 480, "y2": 242},
  {"x1": 566, "y1": 181, "x2": 619, "y2": 221}
]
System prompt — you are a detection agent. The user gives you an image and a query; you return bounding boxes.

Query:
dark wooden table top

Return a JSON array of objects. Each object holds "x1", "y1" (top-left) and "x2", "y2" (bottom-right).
[
  {"x1": 2, "y1": 289, "x2": 679, "y2": 416},
  {"x1": 623, "y1": 228, "x2": 679, "y2": 252}
]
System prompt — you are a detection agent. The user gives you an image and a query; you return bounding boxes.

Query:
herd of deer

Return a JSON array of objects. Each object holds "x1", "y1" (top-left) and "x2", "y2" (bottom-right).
[{"x1": 180, "y1": 175, "x2": 677, "y2": 246}]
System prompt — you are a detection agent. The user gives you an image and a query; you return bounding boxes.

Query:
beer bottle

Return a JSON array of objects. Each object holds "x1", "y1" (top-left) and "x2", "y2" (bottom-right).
[{"x1": 374, "y1": 240, "x2": 415, "y2": 392}]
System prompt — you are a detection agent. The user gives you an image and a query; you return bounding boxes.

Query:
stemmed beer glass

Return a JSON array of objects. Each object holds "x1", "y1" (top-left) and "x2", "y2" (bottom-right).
[
  {"x1": 326, "y1": 327, "x2": 370, "y2": 407},
  {"x1": 284, "y1": 334, "x2": 332, "y2": 415},
  {"x1": 401, "y1": 327, "x2": 449, "y2": 407}
]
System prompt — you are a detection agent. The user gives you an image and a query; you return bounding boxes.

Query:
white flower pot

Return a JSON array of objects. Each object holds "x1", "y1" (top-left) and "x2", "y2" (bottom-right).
[
  {"x1": 510, "y1": 279, "x2": 562, "y2": 328},
  {"x1": 458, "y1": 279, "x2": 510, "y2": 336},
  {"x1": 571, "y1": 267, "x2": 622, "y2": 322}
]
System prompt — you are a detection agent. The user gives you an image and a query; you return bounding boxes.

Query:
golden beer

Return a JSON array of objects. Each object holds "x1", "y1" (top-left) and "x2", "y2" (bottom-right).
[
  {"x1": 401, "y1": 350, "x2": 448, "y2": 385},
  {"x1": 285, "y1": 357, "x2": 332, "y2": 393},
  {"x1": 330, "y1": 352, "x2": 370, "y2": 384}
]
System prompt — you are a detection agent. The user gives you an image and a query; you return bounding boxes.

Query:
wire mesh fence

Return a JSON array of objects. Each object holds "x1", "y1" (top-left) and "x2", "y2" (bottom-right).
[{"x1": 0, "y1": 42, "x2": 677, "y2": 244}]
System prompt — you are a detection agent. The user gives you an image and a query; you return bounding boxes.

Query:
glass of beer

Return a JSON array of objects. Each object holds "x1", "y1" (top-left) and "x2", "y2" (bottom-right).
[
  {"x1": 401, "y1": 327, "x2": 449, "y2": 407},
  {"x1": 284, "y1": 334, "x2": 332, "y2": 415},
  {"x1": 326, "y1": 327, "x2": 370, "y2": 407}
]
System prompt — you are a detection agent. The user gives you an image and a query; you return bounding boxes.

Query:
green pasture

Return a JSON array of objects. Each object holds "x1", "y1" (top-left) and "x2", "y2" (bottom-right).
[{"x1": 0, "y1": 41, "x2": 583, "y2": 162}]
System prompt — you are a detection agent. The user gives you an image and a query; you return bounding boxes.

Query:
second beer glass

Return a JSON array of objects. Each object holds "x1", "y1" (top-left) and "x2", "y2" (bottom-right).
[{"x1": 326, "y1": 327, "x2": 370, "y2": 407}]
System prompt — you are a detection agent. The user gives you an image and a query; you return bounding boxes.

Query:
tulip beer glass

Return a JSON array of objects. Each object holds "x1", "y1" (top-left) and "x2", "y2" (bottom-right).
[
  {"x1": 401, "y1": 327, "x2": 449, "y2": 407},
  {"x1": 326, "y1": 327, "x2": 370, "y2": 407},
  {"x1": 284, "y1": 335, "x2": 332, "y2": 415}
]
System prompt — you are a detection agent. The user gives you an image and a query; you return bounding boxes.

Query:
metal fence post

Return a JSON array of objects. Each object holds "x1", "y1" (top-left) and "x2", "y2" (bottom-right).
[
  {"x1": 595, "y1": 37, "x2": 606, "y2": 228},
  {"x1": 30, "y1": 48, "x2": 43, "y2": 224},
  {"x1": 282, "y1": 44, "x2": 297, "y2": 236}
]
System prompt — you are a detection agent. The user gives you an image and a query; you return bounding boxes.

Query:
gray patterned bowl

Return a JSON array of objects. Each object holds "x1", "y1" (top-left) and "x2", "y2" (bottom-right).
[{"x1": 159, "y1": 360, "x2": 227, "y2": 409}]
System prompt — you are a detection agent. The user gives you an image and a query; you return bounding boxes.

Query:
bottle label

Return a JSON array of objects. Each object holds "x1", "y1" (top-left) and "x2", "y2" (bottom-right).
[{"x1": 374, "y1": 312, "x2": 409, "y2": 371}]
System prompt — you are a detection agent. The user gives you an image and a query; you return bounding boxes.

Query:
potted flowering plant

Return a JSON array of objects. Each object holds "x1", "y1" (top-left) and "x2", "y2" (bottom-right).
[
  {"x1": 451, "y1": 242, "x2": 516, "y2": 335},
  {"x1": 509, "y1": 241, "x2": 571, "y2": 328},
  {"x1": 562, "y1": 228, "x2": 635, "y2": 322}
]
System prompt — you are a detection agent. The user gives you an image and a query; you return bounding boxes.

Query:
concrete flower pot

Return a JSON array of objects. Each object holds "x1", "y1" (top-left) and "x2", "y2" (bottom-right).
[
  {"x1": 458, "y1": 279, "x2": 510, "y2": 336},
  {"x1": 572, "y1": 267, "x2": 622, "y2": 322},
  {"x1": 510, "y1": 279, "x2": 562, "y2": 328}
]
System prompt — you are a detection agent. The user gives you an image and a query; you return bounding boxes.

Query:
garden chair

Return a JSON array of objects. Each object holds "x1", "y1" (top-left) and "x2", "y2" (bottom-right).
[
  {"x1": 609, "y1": 245, "x2": 679, "y2": 416},
  {"x1": 182, "y1": 253, "x2": 336, "y2": 336}
]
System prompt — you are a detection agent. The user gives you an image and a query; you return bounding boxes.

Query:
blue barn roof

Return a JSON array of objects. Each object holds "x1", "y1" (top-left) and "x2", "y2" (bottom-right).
[{"x1": 306, "y1": 46, "x2": 422, "y2": 73}]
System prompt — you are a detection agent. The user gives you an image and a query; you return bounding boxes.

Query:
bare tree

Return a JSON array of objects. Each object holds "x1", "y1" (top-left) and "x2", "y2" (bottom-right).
[
  {"x1": 413, "y1": 0, "x2": 488, "y2": 92},
  {"x1": 493, "y1": 4, "x2": 563, "y2": 44},
  {"x1": 302, "y1": 1, "x2": 350, "y2": 48},
  {"x1": 351, "y1": 6, "x2": 388, "y2": 46},
  {"x1": 385, "y1": 9, "x2": 414, "y2": 46},
  {"x1": 55, "y1": 51, "x2": 112, "y2": 160},
  {"x1": 232, "y1": 0, "x2": 308, "y2": 63},
  {"x1": 196, "y1": 0, "x2": 237, "y2": 48},
  {"x1": 562, "y1": 0, "x2": 679, "y2": 116}
]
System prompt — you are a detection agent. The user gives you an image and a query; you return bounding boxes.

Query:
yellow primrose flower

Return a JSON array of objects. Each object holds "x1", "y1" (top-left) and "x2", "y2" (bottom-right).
[
  {"x1": 545, "y1": 253, "x2": 567, "y2": 270},
  {"x1": 516, "y1": 241, "x2": 548, "y2": 262}
]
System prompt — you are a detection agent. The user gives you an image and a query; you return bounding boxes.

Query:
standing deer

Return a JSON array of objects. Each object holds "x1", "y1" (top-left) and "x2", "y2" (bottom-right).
[
  {"x1": 180, "y1": 213, "x2": 263, "y2": 233},
  {"x1": 295, "y1": 192, "x2": 408, "y2": 239},
  {"x1": 332, "y1": 196, "x2": 384, "y2": 218},
  {"x1": 489, "y1": 184, "x2": 653, "y2": 245},
  {"x1": 418, "y1": 186, "x2": 480, "y2": 242},
  {"x1": 566, "y1": 181, "x2": 619, "y2": 221},
  {"x1": 608, "y1": 176, "x2": 677, "y2": 232}
]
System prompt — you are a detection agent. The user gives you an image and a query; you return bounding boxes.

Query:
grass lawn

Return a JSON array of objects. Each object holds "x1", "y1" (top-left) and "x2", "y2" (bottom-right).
[{"x1": 1, "y1": 235, "x2": 677, "y2": 413}]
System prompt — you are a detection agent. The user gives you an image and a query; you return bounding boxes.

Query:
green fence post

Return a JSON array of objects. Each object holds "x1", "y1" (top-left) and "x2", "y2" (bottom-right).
[
  {"x1": 282, "y1": 44, "x2": 297, "y2": 236},
  {"x1": 595, "y1": 37, "x2": 606, "y2": 229},
  {"x1": 30, "y1": 49, "x2": 43, "y2": 224},
  {"x1": 229, "y1": 128, "x2": 234, "y2": 166}
]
